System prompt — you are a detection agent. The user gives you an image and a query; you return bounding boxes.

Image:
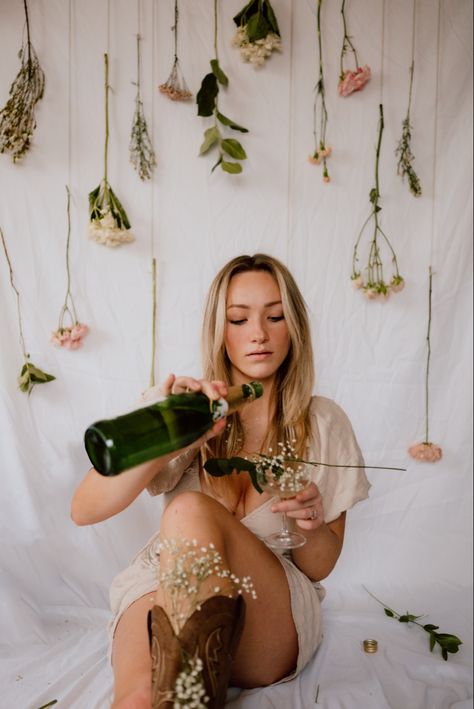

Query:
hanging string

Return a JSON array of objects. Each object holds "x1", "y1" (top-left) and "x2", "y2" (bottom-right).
[
  {"x1": 106, "y1": 0, "x2": 111, "y2": 56},
  {"x1": 67, "y1": 0, "x2": 72, "y2": 188},
  {"x1": 285, "y1": 0, "x2": 294, "y2": 261},
  {"x1": 149, "y1": 0, "x2": 157, "y2": 387},
  {"x1": 379, "y1": 0, "x2": 386, "y2": 105},
  {"x1": 429, "y1": 0, "x2": 441, "y2": 266},
  {"x1": 407, "y1": 0, "x2": 417, "y2": 118}
]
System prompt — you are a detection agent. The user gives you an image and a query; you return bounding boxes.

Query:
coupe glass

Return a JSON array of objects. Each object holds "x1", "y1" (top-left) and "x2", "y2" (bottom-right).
[{"x1": 256, "y1": 460, "x2": 312, "y2": 550}]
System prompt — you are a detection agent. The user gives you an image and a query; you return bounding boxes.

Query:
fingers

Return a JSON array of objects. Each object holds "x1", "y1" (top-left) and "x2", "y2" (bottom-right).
[
  {"x1": 161, "y1": 374, "x2": 228, "y2": 401},
  {"x1": 271, "y1": 483, "x2": 324, "y2": 531}
]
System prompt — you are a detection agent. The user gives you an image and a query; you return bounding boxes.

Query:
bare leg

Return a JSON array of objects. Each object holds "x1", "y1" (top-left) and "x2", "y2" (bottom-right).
[{"x1": 111, "y1": 491, "x2": 299, "y2": 705}]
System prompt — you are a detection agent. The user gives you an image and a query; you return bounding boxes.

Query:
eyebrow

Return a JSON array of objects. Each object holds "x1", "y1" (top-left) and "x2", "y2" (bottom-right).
[{"x1": 226, "y1": 300, "x2": 282, "y2": 310}]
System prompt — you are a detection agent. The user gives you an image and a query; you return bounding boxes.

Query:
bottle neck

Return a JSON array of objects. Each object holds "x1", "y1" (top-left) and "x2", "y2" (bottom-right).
[{"x1": 225, "y1": 382, "x2": 261, "y2": 415}]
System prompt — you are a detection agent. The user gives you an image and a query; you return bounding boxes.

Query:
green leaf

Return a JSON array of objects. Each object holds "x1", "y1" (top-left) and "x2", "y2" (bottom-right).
[
  {"x1": 423, "y1": 624, "x2": 439, "y2": 632},
  {"x1": 384, "y1": 608, "x2": 395, "y2": 617},
  {"x1": 211, "y1": 156, "x2": 223, "y2": 173},
  {"x1": 199, "y1": 126, "x2": 220, "y2": 155},
  {"x1": 398, "y1": 615, "x2": 410, "y2": 623},
  {"x1": 221, "y1": 138, "x2": 247, "y2": 160},
  {"x1": 441, "y1": 648, "x2": 448, "y2": 661},
  {"x1": 216, "y1": 111, "x2": 249, "y2": 133},
  {"x1": 196, "y1": 73, "x2": 219, "y2": 117},
  {"x1": 369, "y1": 188, "x2": 378, "y2": 204},
  {"x1": 264, "y1": 0, "x2": 281, "y2": 35},
  {"x1": 429, "y1": 633, "x2": 436, "y2": 651},
  {"x1": 233, "y1": 0, "x2": 259, "y2": 27},
  {"x1": 221, "y1": 160, "x2": 243, "y2": 174},
  {"x1": 246, "y1": 12, "x2": 271, "y2": 42},
  {"x1": 204, "y1": 458, "x2": 234, "y2": 476},
  {"x1": 108, "y1": 186, "x2": 132, "y2": 230},
  {"x1": 210, "y1": 59, "x2": 229, "y2": 87}
]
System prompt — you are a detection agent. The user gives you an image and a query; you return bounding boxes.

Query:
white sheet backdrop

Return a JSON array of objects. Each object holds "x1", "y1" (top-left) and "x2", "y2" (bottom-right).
[{"x1": 0, "y1": 1, "x2": 472, "y2": 708}]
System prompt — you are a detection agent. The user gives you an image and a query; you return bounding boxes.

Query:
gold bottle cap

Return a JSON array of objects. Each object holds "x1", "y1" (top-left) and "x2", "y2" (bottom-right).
[{"x1": 363, "y1": 638, "x2": 378, "y2": 653}]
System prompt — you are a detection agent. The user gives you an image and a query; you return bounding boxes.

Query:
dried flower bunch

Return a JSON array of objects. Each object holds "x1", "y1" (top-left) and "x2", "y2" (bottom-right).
[
  {"x1": 0, "y1": 0, "x2": 45, "y2": 162},
  {"x1": 89, "y1": 54, "x2": 134, "y2": 246},
  {"x1": 338, "y1": 0, "x2": 371, "y2": 97},
  {"x1": 51, "y1": 187, "x2": 89, "y2": 350},
  {"x1": 352, "y1": 105, "x2": 404, "y2": 301},
  {"x1": 308, "y1": 0, "x2": 332, "y2": 182},
  {"x1": 1, "y1": 227, "x2": 55, "y2": 394},
  {"x1": 409, "y1": 268, "x2": 442, "y2": 462},
  {"x1": 197, "y1": 1, "x2": 248, "y2": 174},
  {"x1": 156, "y1": 538, "x2": 257, "y2": 634},
  {"x1": 365, "y1": 587, "x2": 462, "y2": 661},
  {"x1": 173, "y1": 655, "x2": 208, "y2": 708},
  {"x1": 232, "y1": 0, "x2": 282, "y2": 68},
  {"x1": 130, "y1": 35, "x2": 156, "y2": 181},
  {"x1": 159, "y1": 0, "x2": 192, "y2": 100}
]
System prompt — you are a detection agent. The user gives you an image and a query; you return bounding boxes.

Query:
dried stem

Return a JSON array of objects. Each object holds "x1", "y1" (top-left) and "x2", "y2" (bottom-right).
[{"x1": 0, "y1": 227, "x2": 27, "y2": 360}]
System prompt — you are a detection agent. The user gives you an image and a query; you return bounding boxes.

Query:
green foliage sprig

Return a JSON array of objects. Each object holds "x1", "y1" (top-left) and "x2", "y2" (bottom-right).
[
  {"x1": 364, "y1": 587, "x2": 462, "y2": 661},
  {"x1": 352, "y1": 104, "x2": 405, "y2": 300},
  {"x1": 197, "y1": 0, "x2": 248, "y2": 174},
  {"x1": 0, "y1": 0, "x2": 45, "y2": 163},
  {"x1": 204, "y1": 452, "x2": 404, "y2": 494},
  {"x1": 130, "y1": 34, "x2": 156, "y2": 181},
  {"x1": 0, "y1": 227, "x2": 55, "y2": 394},
  {"x1": 232, "y1": 0, "x2": 281, "y2": 68}
]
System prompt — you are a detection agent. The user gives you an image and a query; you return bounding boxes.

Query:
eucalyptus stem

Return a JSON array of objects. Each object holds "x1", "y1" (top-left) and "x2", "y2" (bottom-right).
[
  {"x1": 424, "y1": 267, "x2": 433, "y2": 443},
  {"x1": 0, "y1": 227, "x2": 28, "y2": 360}
]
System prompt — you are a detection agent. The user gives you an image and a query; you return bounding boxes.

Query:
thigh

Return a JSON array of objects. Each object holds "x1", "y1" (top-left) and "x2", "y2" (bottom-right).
[{"x1": 159, "y1": 491, "x2": 299, "y2": 687}]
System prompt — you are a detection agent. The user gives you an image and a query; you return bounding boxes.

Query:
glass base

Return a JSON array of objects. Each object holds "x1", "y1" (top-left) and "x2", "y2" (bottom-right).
[{"x1": 264, "y1": 531, "x2": 307, "y2": 550}]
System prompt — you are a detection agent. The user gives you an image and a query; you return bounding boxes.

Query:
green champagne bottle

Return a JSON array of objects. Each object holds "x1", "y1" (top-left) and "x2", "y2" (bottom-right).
[{"x1": 84, "y1": 381, "x2": 263, "y2": 476}]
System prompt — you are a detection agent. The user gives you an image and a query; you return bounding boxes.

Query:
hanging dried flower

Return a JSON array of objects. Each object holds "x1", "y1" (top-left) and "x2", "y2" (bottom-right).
[
  {"x1": 232, "y1": 0, "x2": 282, "y2": 68},
  {"x1": 159, "y1": 0, "x2": 192, "y2": 100},
  {"x1": 88, "y1": 54, "x2": 134, "y2": 247},
  {"x1": 130, "y1": 35, "x2": 156, "y2": 181},
  {"x1": 395, "y1": 1, "x2": 422, "y2": 197},
  {"x1": 51, "y1": 187, "x2": 89, "y2": 350},
  {"x1": 308, "y1": 0, "x2": 332, "y2": 182},
  {"x1": 0, "y1": 0, "x2": 45, "y2": 162},
  {"x1": 338, "y1": 0, "x2": 371, "y2": 97},
  {"x1": 351, "y1": 105, "x2": 404, "y2": 300},
  {"x1": 197, "y1": 0, "x2": 248, "y2": 175},
  {"x1": 408, "y1": 268, "x2": 442, "y2": 462},
  {"x1": 1, "y1": 227, "x2": 55, "y2": 394}
]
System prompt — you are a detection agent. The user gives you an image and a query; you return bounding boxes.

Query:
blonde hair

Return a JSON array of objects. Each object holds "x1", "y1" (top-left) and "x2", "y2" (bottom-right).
[{"x1": 201, "y1": 254, "x2": 315, "y2": 502}]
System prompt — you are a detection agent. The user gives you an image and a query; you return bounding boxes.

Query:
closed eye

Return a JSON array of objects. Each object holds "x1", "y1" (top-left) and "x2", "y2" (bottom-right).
[
  {"x1": 268, "y1": 315, "x2": 284, "y2": 322},
  {"x1": 229, "y1": 318, "x2": 247, "y2": 325}
]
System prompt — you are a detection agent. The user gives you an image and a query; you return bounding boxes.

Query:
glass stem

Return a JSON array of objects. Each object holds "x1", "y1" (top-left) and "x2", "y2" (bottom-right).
[{"x1": 280, "y1": 509, "x2": 291, "y2": 538}]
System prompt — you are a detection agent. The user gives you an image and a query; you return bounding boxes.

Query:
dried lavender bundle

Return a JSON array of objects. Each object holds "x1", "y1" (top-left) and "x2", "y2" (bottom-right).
[{"x1": 0, "y1": 0, "x2": 45, "y2": 163}]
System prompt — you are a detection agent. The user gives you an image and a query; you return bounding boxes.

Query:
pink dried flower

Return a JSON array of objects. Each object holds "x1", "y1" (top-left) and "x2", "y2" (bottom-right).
[
  {"x1": 338, "y1": 65, "x2": 371, "y2": 97},
  {"x1": 51, "y1": 322, "x2": 88, "y2": 350},
  {"x1": 351, "y1": 274, "x2": 364, "y2": 289},
  {"x1": 390, "y1": 275, "x2": 405, "y2": 293},
  {"x1": 408, "y1": 442, "x2": 443, "y2": 462},
  {"x1": 308, "y1": 153, "x2": 321, "y2": 165}
]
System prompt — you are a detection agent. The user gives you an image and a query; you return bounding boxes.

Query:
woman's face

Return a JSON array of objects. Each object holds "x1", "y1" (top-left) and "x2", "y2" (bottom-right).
[{"x1": 224, "y1": 270, "x2": 291, "y2": 386}]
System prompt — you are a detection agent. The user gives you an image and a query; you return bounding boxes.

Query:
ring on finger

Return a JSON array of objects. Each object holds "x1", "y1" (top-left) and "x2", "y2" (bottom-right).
[{"x1": 308, "y1": 508, "x2": 317, "y2": 520}]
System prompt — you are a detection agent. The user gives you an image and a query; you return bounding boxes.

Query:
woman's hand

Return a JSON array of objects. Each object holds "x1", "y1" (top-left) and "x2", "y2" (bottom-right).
[
  {"x1": 160, "y1": 373, "x2": 228, "y2": 402},
  {"x1": 271, "y1": 482, "x2": 325, "y2": 531}
]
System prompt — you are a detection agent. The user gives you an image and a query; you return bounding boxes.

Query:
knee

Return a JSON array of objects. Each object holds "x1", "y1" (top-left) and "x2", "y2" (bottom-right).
[{"x1": 160, "y1": 491, "x2": 219, "y2": 532}]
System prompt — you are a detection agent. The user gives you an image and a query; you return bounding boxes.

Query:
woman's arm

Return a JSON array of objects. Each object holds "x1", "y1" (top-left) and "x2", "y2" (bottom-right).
[{"x1": 71, "y1": 375, "x2": 228, "y2": 526}]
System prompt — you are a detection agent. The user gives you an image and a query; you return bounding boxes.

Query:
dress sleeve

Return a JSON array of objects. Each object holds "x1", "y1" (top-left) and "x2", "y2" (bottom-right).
[{"x1": 307, "y1": 396, "x2": 370, "y2": 524}]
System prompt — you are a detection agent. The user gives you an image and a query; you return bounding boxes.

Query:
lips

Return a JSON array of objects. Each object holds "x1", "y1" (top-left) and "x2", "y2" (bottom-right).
[{"x1": 246, "y1": 351, "x2": 272, "y2": 357}]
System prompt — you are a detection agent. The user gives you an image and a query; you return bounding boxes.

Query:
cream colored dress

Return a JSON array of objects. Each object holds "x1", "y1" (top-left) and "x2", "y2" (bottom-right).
[{"x1": 108, "y1": 396, "x2": 370, "y2": 681}]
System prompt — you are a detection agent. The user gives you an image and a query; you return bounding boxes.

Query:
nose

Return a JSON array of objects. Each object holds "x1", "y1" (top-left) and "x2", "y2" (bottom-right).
[{"x1": 251, "y1": 320, "x2": 268, "y2": 343}]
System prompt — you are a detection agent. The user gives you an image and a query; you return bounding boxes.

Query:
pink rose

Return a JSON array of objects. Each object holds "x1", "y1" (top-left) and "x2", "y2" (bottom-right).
[
  {"x1": 408, "y1": 442, "x2": 443, "y2": 462},
  {"x1": 338, "y1": 65, "x2": 371, "y2": 97},
  {"x1": 308, "y1": 153, "x2": 322, "y2": 165},
  {"x1": 63, "y1": 338, "x2": 82, "y2": 350},
  {"x1": 351, "y1": 275, "x2": 364, "y2": 289},
  {"x1": 51, "y1": 329, "x2": 71, "y2": 347},
  {"x1": 390, "y1": 276, "x2": 405, "y2": 293},
  {"x1": 70, "y1": 323, "x2": 89, "y2": 340}
]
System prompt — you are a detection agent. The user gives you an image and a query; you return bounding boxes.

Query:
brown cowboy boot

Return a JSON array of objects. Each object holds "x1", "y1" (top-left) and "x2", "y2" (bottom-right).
[
  {"x1": 178, "y1": 595, "x2": 246, "y2": 709},
  {"x1": 148, "y1": 605, "x2": 182, "y2": 708},
  {"x1": 149, "y1": 595, "x2": 246, "y2": 709}
]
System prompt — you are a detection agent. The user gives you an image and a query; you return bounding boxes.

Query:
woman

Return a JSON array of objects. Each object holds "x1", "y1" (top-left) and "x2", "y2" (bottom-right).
[{"x1": 71, "y1": 253, "x2": 370, "y2": 708}]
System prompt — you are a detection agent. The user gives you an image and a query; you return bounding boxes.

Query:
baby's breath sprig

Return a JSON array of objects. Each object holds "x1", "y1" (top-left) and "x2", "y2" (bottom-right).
[
  {"x1": 308, "y1": 0, "x2": 332, "y2": 182},
  {"x1": 364, "y1": 586, "x2": 462, "y2": 661},
  {"x1": 351, "y1": 104, "x2": 405, "y2": 301},
  {"x1": 173, "y1": 654, "x2": 208, "y2": 708},
  {"x1": 88, "y1": 54, "x2": 134, "y2": 247},
  {"x1": 159, "y1": 0, "x2": 192, "y2": 101},
  {"x1": 197, "y1": 0, "x2": 248, "y2": 175},
  {"x1": 232, "y1": 0, "x2": 282, "y2": 68},
  {"x1": 156, "y1": 538, "x2": 256, "y2": 634},
  {"x1": 1, "y1": 226, "x2": 55, "y2": 394},
  {"x1": 204, "y1": 438, "x2": 405, "y2": 493},
  {"x1": 0, "y1": 0, "x2": 45, "y2": 163},
  {"x1": 130, "y1": 34, "x2": 156, "y2": 181}
]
